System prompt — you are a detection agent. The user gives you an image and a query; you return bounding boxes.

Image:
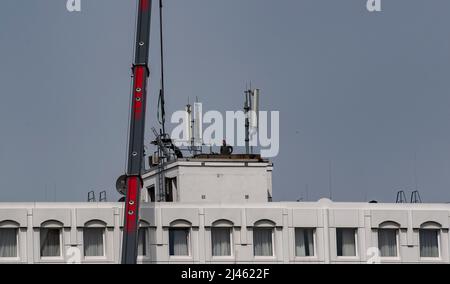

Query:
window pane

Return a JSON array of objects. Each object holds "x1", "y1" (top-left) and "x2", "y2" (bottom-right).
[
  {"x1": 84, "y1": 228, "x2": 104, "y2": 257},
  {"x1": 0, "y1": 228, "x2": 18, "y2": 258},
  {"x1": 138, "y1": 228, "x2": 147, "y2": 256},
  {"x1": 378, "y1": 229, "x2": 397, "y2": 257},
  {"x1": 40, "y1": 228, "x2": 61, "y2": 257},
  {"x1": 253, "y1": 228, "x2": 273, "y2": 257},
  {"x1": 148, "y1": 186, "x2": 155, "y2": 203},
  {"x1": 420, "y1": 229, "x2": 439, "y2": 258},
  {"x1": 211, "y1": 228, "x2": 231, "y2": 256},
  {"x1": 295, "y1": 228, "x2": 315, "y2": 257},
  {"x1": 336, "y1": 228, "x2": 356, "y2": 257},
  {"x1": 169, "y1": 228, "x2": 189, "y2": 256}
]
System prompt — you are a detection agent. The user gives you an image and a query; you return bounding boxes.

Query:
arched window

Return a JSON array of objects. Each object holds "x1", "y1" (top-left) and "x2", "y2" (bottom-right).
[
  {"x1": 378, "y1": 221, "x2": 401, "y2": 229},
  {"x1": 419, "y1": 222, "x2": 441, "y2": 258},
  {"x1": 169, "y1": 220, "x2": 191, "y2": 257},
  {"x1": 0, "y1": 221, "x2": 19, "y2": 258},
  {"x1": 0, "y1": 221, "x2": 20, "y2": 228},
  {"x1": 83, "y1": 220, "x2": 106, "y2": 258},
  {"x1": 420, "y1": 221, "x2": 442, "y2": 230},
  {"x1": 212, "y1": 219, "x2": 234, "y2": 227},
  {"x1": 40, "y1": 221, "x2": 63, "y2": 258},
  {"x1": 253, "y1": 220, "x2": 275, "y2": 257},
  {"x1": 41, "y1": 220, "x2": 63, "y2": 228},
  {"x1": 84, "y1": 220, "x2": 107, "y2": 228},
  {"x1": 169, "y1": 219, "x2": 192, "y2": 228},
  {"x1": 377, "y1": 222, "x2": 400, "y2": 257},
  {"x1": 254, "y1": 220, "x2": 276, "y2": 228},
  {"x1": 211, "y1": 220, "x2": 233, "y2": 257}
]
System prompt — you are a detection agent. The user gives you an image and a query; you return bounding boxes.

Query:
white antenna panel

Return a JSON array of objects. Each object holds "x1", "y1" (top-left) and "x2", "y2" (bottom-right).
[
  {"x1": 185, "y1": 105, "x2": 193, "y2": 143},
  {"x1": 250, "y1": 89, "x2": 260, "y2": 129},
  {"x1": 193, "y1": 102, "x2": 203, "y2": 146}
]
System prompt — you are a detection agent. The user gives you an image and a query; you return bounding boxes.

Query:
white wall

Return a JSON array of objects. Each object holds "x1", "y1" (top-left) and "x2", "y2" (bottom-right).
[
  {"x1": 142, "y1": 160, "x2": 273, "y2": 203},
  {"x1": 1, "y1": 200, "x2": 450, "y2": 264}
]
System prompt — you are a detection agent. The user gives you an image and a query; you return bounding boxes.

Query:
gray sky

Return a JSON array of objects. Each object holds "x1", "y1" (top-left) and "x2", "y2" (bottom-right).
[{"x1": 2, "y1": 0, "x2": 450, "y2": 203}]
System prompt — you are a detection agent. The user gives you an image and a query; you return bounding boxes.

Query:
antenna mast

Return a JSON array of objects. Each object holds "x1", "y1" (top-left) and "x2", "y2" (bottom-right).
[
  {"x1": 244, "y1": 87, "x2": 260, "y2": 154},
  {"x1": 244, "y1": 89, "x2": 251, "y2": 154}
]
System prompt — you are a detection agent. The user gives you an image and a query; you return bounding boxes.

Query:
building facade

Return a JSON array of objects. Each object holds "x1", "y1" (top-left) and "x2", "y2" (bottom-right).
[{"x1": 0, "y1": 157, "x2": 449, "y2": 264}]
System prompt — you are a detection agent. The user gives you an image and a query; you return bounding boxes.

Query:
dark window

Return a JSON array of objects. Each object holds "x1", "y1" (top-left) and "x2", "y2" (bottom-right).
[
  {"x1": 138, "y1": 228, "x2": 147, "y2": 256},
  {"x1": 295, "y1": 228, "x2": 315, "y2": 257},
  {"x1": 40, "y1": 228, "x2": 61, "y2": 257},
  {"x1": 211, "y1": 228, "x2": 232, "y2": 256},
  {"x1": 253, "y1": 228, "x2": 273, "y2": 256},
  {"x1": 0, "y1": 228, "x2": 18, "y2": 258},
  {"x1": 165, "y1": 178, "x2": 177, "y2": 202},
  {"x1": 169, "y1": 228, "x2": 189, "y2": 256},
  {"x1": 147, "y1": 185, "x2": 155, "y2": 202},
  {"x1": 336, "y1": 228, "x2": 356, "y2": 257},
  {"x1": 420, "y1": 229, "x2": 439, "y2": 258},
  {"x1": 378, "y1": 229, "x2": 397, "y2": 257},
  {"x1": 83, "y1": 228, "x2": 105, "y2": 257}
]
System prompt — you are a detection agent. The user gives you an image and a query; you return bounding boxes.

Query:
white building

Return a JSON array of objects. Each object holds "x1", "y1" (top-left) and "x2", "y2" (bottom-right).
[{"x1": 0, "y1": 155, "x2": 449, "y2": 264}]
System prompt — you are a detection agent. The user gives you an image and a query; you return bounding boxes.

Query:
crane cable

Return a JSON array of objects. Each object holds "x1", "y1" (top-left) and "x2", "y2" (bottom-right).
[{"x1": 157, "y1": 0, "x2": 166, "y2": 135}]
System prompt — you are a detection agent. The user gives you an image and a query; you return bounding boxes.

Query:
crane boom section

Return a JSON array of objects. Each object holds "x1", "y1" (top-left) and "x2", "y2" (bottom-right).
[{"x1": 121, "y1": 0, "x2": 153, "y2": 264}]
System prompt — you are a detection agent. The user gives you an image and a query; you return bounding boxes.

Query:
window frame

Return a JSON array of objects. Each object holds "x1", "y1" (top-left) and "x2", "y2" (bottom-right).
[
  {"x1": 335, "y1": 228, "x2": 358, "y2": 259},
  {"x1": 165, "y1": 177, "x2": 177, "y2": 202},
  {"x1": 146, "y1": 185, "x2": 156, "y2": 203},
  {"x1": 294, "y1": 227, "x2": 316, "y2": 258},
  {"x1": 137, "y1": 225, "x2": 151, "y2": 260},
  {"x1": 377, "y1": 228, "x2": 400, "y2": 260},
  {"x1": 0, "y1": 224, "x2": 20, "y2": 261},
  {"x1": 39, "y1": 227, "x2": 63, "y2": 260},
  {"x1": 253, "y1": 227, "x2": 275, "y2": 259},
  {"x1": 419, "y1": 228, "x2": 441, "y2": 260},
  {"x1": 211, "y1": 226, "x2": 234, "y2": 259},
  {"x1": 168, "y1": 227, "x2": 192, "y2": 259},
  {"x1": 83, "y1": 227, "x2": 106, "y2": 260}
]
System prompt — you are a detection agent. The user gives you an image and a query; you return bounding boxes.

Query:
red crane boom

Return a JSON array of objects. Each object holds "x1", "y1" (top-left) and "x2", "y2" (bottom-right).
[{"x1": 121, "y1": 0, "x2": 153, "y2": 264}]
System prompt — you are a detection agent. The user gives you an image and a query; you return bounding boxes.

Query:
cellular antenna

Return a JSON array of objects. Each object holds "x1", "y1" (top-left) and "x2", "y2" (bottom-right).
[
  {"x1": 244, "y1": 87, "x2": 260, "y2": 154},
  {"x1": 250, "y1": 88, "x2": 260, "y2": 154},
  {"x1": 185, "y1": 103, "x2": 193, "y2": 147},
  {"x1": 193, "y1": 101, "x2": 203, "y2": 147},
  {"x1": 244, "y1": 88, "x2": 250, "y2": 154}
]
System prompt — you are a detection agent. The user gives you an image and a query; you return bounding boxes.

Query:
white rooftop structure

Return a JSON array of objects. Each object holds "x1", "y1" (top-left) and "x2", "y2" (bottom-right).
[
  {"x1": 0, "y1": 156, "x2": 449, "y2": 264},
  {"x1": 141, "y1": 155, "x2": 273, "y2": 203}
]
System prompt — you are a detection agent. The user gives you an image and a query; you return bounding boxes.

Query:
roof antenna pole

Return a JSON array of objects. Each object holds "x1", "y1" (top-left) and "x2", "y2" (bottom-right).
[{"x1": 244, "y1": 87, "x2": 250, "y2": 155}]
